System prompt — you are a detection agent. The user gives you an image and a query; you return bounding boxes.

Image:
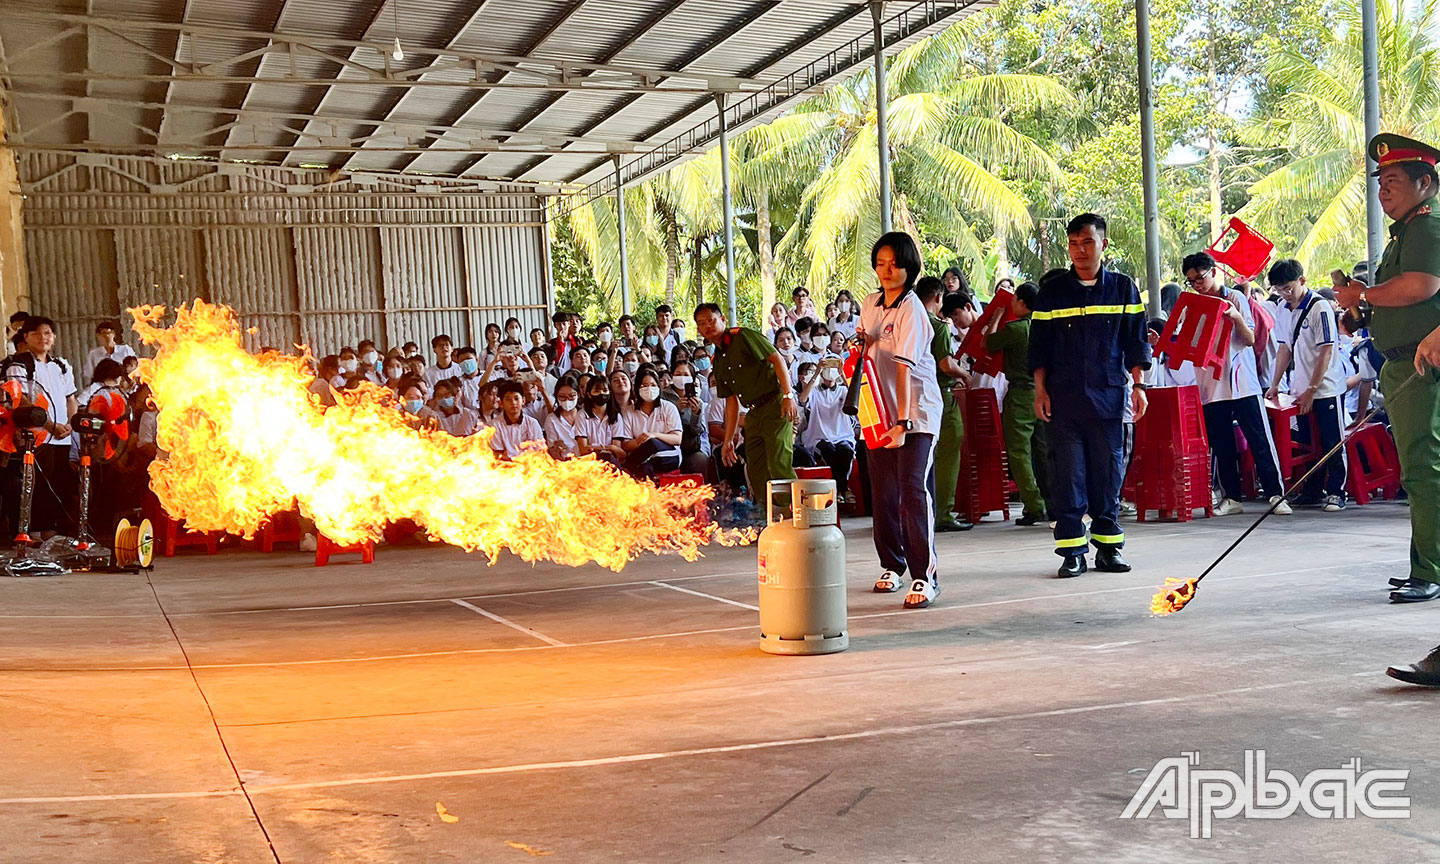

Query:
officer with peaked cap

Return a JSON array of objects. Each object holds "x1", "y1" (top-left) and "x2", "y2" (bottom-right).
[{"x1": 1337, "y1": 133, "x2": 1440, "y2": 606}]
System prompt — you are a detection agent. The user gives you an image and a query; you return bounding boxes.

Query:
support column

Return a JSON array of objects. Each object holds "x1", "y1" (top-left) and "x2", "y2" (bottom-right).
[
  {"x1": 871, "y1": 1, "x2": 892, "y2": 233},
  {"x1": 1361, "y1": 0, "x2": 1383, "y2": 270},
  {"x1": 1136, "y1": 0, "x2": 1162, "y2": 316},
  {"x1": 0, "y1": 107, "x2": 28, "y2": 324},
  {"x1": 614, "y1": 157, "x2": 631, "y2": 315},
  {"x1": 716, "y1": 93, "x2": 738, "y2": 322}
]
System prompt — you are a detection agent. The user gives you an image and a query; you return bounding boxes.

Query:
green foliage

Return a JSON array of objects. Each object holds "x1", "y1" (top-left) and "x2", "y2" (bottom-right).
[{"x1": 552, "y1": 0, "x2": 1399, "y2": 319}]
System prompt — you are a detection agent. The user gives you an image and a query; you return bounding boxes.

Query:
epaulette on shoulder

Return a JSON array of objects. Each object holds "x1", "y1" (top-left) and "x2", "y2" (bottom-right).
[{"x1": 1038, "y1": 268, "x2": 1069, "y2": 290}]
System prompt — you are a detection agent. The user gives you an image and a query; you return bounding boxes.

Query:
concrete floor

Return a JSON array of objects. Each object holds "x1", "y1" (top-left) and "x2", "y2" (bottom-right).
[{"x1": 2, "y1": 502, "x2": 1439, "y2": 863}]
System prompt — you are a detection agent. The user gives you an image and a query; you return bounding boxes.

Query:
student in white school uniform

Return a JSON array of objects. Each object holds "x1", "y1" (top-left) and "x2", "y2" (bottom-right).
[
  {"x1": 450, "y1": 345, "x2": 483, "y2": 411},
  {"x1": 1183, "y1": 251, "x2": 1291, "y2": 517},
  {"x1": 797, "y1": 357, "x2": 857, "y2": 504},
  {"x1": 576, "y1": 373, "x2": 624, "y2": 465},
  {"x1": 84, "y1": 320, "x2": 136, "y2": 383},
  {"x1": 1265, "y1": 259, "x2": 1348, "y2": 511},
  {"x1": 10, "y1": 317, "x2": 82, "y2": 537},
  {"x1": 543, "y1": 377, "x2": 584, "y2": 459},
  {"x1": 419, "y1": 378, "x2": 479, "y2": 437},
  {"x1": 619, "y1": 367, "x2": 683, "y2": 478},
  {"x1": 488, "y1": 380, "x2": 545, "y2": 460},
  {"x1": 423, "y1": 334, "x2": 462, "y2": 390},
  {"x1": 357, "y1": 340, "x2": 384, "y2": 385},
  {"x1": 1143, "y1": 319, "x2": 1199, "y2": 388}
]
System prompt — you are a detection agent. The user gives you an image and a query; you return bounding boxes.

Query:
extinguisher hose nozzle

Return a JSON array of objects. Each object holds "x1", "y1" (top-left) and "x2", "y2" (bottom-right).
[{"x1": 842, "y1": 349, "x2": 866, "y2": 416}]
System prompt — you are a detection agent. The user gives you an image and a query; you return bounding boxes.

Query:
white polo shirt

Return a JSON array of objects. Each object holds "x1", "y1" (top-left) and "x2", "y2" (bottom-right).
[
  {"x1": 6, "y1": 354, "x2": 78, "y2": 446},
  {"x1": 578, "y1": 410, "x2": 624, "y2": 449},
  {"x1": 1275, "y1": 291, "x2": 1345, "y2": 399},
  {"x1": 420, "y1": 406, "x2": 478, "y2": 437},
  {"x1": 423, "y1": 362, "x2": 462, "y2": 389},
  {"x1": 622, "y1": 402, "x2": 682, "y2": 453},
  {"x1": 800, "y1": 383, "x2": 853, "y2": 449},
  {"x1": 85, "y1": 343, "x2": 136, "y2": 381},
  {"x1": 544, "y1": 411, "x2": 583, "y2": 457},
  {"x1": 488, "y1": 414, "x2": 544, "y2": 459},
  {"x1": 1195, "y1": 287, "x2": 1264, "y2": 405},
  {"x1": 858, "y1": 288, "x2": 943, "y2": 435}
]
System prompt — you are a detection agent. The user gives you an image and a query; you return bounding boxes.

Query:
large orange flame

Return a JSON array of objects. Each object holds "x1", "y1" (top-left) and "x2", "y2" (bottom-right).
[
  {"x1": 1150, "y1": 577, "x2": 1198, "y2": 616},
  {"x1": 129, "y1": 301, "x2": 753, "y2": 570}
]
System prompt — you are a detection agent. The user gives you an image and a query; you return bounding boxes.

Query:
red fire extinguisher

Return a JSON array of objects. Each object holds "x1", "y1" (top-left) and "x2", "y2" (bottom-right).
[{"x1": 842, "y1": 344, "x2": 893, "y2": 450}]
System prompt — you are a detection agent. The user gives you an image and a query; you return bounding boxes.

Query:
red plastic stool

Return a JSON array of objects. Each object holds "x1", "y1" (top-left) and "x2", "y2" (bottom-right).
[
  {"x1": 794, "y1": 466, "x2": 833, "y2": 480},
  {"x1": 1157, "y1": 292, "x2": 1234, "y2": 375},
  {"x1": 955, "y1": 387, "x2": 1010, "y2": 523},
  {"x1": 1132, "y1": 385, "x2": 1213, "y2": 522},
  {"x1": 957, "y1": 287, "x2": 1018, "y2": 377},
  {"x1": 258, "y1": 510, "x2": 303, "y2": 552},
  {"x1": 144, "y1": 499, "x2": 220, "y2": 557},
  {"x1": 1346, "y1": 423, "x2": 1403, "y2": 505},
  {"x1": 655, "y1": 472, "x2": 711, "y2": 526},
  {"x1": 315, "y1": 534, "x2": 376, "y2": 566}
]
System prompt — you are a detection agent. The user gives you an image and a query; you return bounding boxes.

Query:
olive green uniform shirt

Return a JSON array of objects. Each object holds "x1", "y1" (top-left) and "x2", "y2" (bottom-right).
[
  {"x1": 983, "y1": 317, "x2": 1034, "y2": 388},
  {"x1": 712, "y1": 327, "x2": 781, "y2": 406},
  {"x1": 1373, "y1": 206, "x2": 1440, "y2": 354},
  {"x1": 928, "y1": 313, "x2": 956, "y2": 391}
]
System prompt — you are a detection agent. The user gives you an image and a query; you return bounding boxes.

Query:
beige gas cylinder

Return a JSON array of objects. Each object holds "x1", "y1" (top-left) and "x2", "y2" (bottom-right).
[{"x1": 756, "y1": 478, "x2": 848, "y2": 655}]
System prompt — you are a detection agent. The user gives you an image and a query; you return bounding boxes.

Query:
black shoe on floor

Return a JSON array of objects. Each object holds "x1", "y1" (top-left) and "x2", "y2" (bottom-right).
[
  {"x1": 1388, "y1": 577, "x2": 1408, "y2": 588},
  {"x1": 1390, "y1": 578, "x2": 1440, "y2": 603},
  {"x1": 936, "y1": 519, "x2": 973, "y2": 533},
  {"x1": 1388, "y1": 646, "x2": 1440, "y2": 685},
  {"x1": 1094, "y1": 548, "x2": 1131, "y2": 573},
  {"x1": 1016, "y1": 512, "x2": 1047, "y2": 526},
  {"x1": 1057, "y1": 556, "x2": 1087, "y2": 578}
]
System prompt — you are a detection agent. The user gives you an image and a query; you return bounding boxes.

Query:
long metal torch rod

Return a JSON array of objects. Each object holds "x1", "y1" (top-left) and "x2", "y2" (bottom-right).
[{"x1": 1192, "y1": 370, "x2": 1424, "y2": 586}]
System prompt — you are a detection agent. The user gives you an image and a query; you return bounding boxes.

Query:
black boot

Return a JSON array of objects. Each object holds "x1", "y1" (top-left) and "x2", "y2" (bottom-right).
[
  {"x1": 1057, "y1": 556, "x2": 1087, "y2": 578},
  {"x1": 1094, "y1": 548, "x2": 1131, "y2": 573}
]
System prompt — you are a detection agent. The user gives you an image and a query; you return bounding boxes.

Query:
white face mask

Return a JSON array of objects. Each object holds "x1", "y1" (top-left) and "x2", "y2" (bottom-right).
[
  {"x1": 639, "y1": 385, "x2": 660, "y2": 403},
  {"x1": 361, "y1": 351, "x2": 378, "y2": 365},
  {"x1": 623, "y1": 361, "x2": 639, "y2": 375},
  {"x1": 558, "y1": 397, "x2": 578, "y2": 411},
  {"x1": 507, "y1": 328, "x2": 521, "y2": 341},
  {"x1": 671, "y1": 375, "x2": 692, "y2": 389},
  {"x1": 822, "y1": 368, "x2": 841, "y2": 384},
  {"x1": 599, "y1": 331, "x2": 613, "y2": 344},
  {"x1": 339, "y1": 358, "x2": 357, "y2": 373}
]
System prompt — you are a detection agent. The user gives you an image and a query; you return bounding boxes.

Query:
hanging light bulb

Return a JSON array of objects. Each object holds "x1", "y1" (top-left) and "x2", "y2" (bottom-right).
[{"x1": 391, "y1": 36, "x2": 404, "y2": 61}]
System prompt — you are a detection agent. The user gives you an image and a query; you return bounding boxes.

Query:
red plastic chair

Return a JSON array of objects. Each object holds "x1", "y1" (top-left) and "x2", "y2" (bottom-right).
[
  {"x1": 1346, "y1": 423, "x2": 1403, "y2": 505},
  {"x1": 143, "y1": 498, "x2": 220, "y2": 557},
  {"x1": 1131, "y1": 385, "x2": 1213, "y2": 522},
  {"x1": 257, "y1": 510, "x2": 303, "y2": 553},
  {"x1": 315, "y1": 534, "x2": 376, "y2": 567},
  {"x1": 1207, "y1": 216, "x2": 1276, "y2": 283}
]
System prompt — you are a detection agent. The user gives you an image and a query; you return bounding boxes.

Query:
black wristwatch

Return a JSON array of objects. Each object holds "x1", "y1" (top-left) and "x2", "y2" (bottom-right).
[{"x1": 895, "y1": 419, "x2": 914, "y2": 431}]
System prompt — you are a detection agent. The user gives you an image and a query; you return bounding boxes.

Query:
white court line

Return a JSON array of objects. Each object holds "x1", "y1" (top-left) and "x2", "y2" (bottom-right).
[
  {"x1": 649, "y1": 580, "x2": 759, "y2": 611},
  {"x1": 1, "y1": 558, "x2": 1404, "y2": 673},
  {"x1": 0, "y1": 672, "x2": 1382, "y2": 805},
  {"x1": 448, "y1": 599, "x2": 567, "y2": 647}
]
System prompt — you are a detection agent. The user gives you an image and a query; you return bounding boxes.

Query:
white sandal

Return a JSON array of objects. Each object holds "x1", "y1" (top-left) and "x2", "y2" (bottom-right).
[
  {"x1": 873, "y1": 570, "x2": 905, "y2": 593},
  {"x1": 904, "y1": 579, "x2": 940, "y2": 609}
]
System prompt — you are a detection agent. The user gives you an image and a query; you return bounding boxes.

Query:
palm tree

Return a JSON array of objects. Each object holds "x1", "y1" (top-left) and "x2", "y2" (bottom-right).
[{"x1": 1240, "y1": 0, "x2": 1440, "y2": 271}]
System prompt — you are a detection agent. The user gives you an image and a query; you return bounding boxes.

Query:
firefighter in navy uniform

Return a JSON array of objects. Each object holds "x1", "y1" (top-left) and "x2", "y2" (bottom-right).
[{"x1": 1029, "y1": 214, "x2": 1151, "y2": 578}]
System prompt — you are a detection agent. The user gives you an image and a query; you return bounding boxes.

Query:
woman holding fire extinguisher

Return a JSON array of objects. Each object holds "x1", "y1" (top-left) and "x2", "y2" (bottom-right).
[{"x1": 855, "y1": 232, "x2": 945, "y2": 609}]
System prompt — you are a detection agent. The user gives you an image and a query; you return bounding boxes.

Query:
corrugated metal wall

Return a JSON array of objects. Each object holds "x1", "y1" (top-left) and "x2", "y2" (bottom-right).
[{"x1": 18, "y1": 155, "x2": 552, "y2": 371}]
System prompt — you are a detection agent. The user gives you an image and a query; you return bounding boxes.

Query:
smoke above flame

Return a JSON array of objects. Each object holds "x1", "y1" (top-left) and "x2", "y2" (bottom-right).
[{"x1": 130, "y1": 301, "x2": 751, "y2": 570}]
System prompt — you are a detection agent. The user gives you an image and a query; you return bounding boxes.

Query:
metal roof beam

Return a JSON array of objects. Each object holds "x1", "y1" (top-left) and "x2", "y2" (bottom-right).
[
  {"x1": 373, "y1": 0, "x2": 595, "y2": 176},
  {"x1": 555, "y1": 0, "x2": 978, "y2": 213},
  {"x1": 498, "y1": 0, "x2": 790, "y2": 183}
]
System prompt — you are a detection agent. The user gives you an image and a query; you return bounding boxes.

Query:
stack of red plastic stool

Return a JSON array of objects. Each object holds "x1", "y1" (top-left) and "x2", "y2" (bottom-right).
[
  {"x1": 655, "y1": 472, "x2": 710, "y2": 526},
  {"x1": 1131, "y1": 385, "x2": 1214, "y2": 522},
  {"x1": 955, "y1": 387, "x2": 1010, "y2": 523},
  {"x1": 315, "y1": 533, "x2": 376, "y2": 566},
  {"x1": 1346, "y1": 423, "x2": 1403, "y2": 505}
]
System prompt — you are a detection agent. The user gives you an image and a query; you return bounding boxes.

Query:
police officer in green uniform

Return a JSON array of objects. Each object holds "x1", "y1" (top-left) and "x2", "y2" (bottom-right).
[
  {"x1": 1336, "y1": 133, "x2": 1440, "y2": 605},
  {"x1": 693, "y1": 303, "x2": 799, "y2": 500},
  {"x1": 917, "y1": 277, "x2": 972, "y2": 532},
  {"x1": 985, "y1": 281, "x2": 1050, "y2": 526}
]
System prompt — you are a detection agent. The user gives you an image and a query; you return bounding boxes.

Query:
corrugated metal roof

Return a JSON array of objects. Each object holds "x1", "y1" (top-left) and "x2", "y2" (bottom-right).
[{"x1": 2, "y1": 0, "x2": 991, "y2": 189}]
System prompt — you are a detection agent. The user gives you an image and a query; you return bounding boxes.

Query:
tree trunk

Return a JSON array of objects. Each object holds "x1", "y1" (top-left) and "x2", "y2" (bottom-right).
[
  {"x1": 1206, "y1": 4, "x2": 1223, "y2": 238},
  {"x1": 994, "y1": 216, "x2": 1010, "y2": 285},
  {"x1": 690, "y1": 236, "x2": 704, "y2": 310},
  {"x1": 664, "y1": 207, "x2": 679, "y2": 305},
  {"x1": 757, "y1": 187, "x2": 775, "y2": 317},
  {"x1": 896, "y1": 194, "x2": 920, "y2": 238}
]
